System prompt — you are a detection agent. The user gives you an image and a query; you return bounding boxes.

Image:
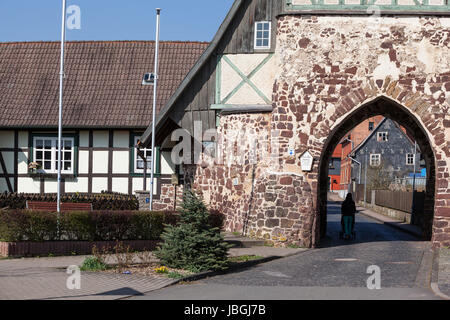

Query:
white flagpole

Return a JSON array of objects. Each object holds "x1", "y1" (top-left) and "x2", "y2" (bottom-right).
[
  {"x1": 149, "y1": 8, "x2": 161, "y2": 211},
  {"x1": 57, "y1": 0, "x2": 67, "y2": 220}
]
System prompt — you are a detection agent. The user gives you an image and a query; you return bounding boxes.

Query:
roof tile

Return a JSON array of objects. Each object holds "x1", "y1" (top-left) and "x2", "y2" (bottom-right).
[{"x1": 0, "y1": 40, "x2": 208, "y2": 128}]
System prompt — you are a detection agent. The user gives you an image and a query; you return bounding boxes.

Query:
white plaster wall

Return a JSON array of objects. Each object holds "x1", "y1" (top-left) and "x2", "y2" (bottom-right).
[
  {"x1": 92, "y1": 151, "x2": 108, "y2": 174},
  {"x1": 65, "y1": 178, "x2": 88, "y2": 193},
  {"x1": 45, "y1": 179, "x2": 57, "y2": 193},
  {"x1": 18, "y1": 177, "x2": 40, "y2": 193},
  {"x1": 114, "y1": 131, "x2": 129, "y2": 148},
  {"x1": 112, "y1": 178, "x2": 128, "y2": 194},
  {"x1": 220, "y1": 54, "x2": 277, "y2": 105},
  {"x1": 78, "y1": 150, "x2": 89, "y2": 174},
  {"x1": 132, "y1": 177, "x2": 157, "y2": 195},
  {"x1": 92, "y1": 177, "x2": 108, "y2": 193},
  {"x1": 112, "y1": 151, "x2": 129, "y2": 174},
  {"x1": 18, "y1": 151, "x2": 28, "y2": 174},
  {"x1": 0, "y1": 151, "x2": 14, "y2": 174},
  {"x1": 79, "y1": 130, "x2": 89, "y2": 147},
  {"x1": 291, "y1": 0, "x2": 310, "y2": 4},
  {"x1": 161, "y1": 151, "x2": 175, "y2": 174},
  {"x1": 18, "y1": 131, "x2": 28, "y2": 149},
  {"x1": 93, "y1": 131, "x2": 109, "y2": 148},
  {"x1": 0, "y1": 131, "x2": 14, "y2": 148}
]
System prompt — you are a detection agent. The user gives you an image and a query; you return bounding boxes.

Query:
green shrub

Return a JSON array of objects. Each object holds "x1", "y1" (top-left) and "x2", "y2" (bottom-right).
[
  {"x1": 0, "y1": 210, "x2": 176, "y2": 242},
  {"x1": 131, "y1": 211, "x2": 165, "y2": 240},
  {"x1": 0, "y1": 210, "x2": 58, "y2": 241},
  {"x1": 155, "y1": 190, "x2": 231, "y2": 273},
  {"x1": 0, "y1": 192, "x2": 139, "y2": 211},
  {"x1": 80, "y1": 256, "x2": 108, "y2": 271},
  {"x1": 60, "y1": 211, "x2": 94, "y2": 241}
]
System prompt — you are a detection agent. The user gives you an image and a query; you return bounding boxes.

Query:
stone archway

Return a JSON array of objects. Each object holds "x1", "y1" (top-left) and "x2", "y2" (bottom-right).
[{"x1": 316, "y1": 95, "x2": 438, "y2": 246}]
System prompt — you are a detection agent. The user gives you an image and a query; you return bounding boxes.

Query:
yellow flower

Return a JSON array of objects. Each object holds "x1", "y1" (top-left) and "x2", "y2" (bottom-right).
[{"x1": 155, "y1": 266, "x2": 169, "y2": 273}]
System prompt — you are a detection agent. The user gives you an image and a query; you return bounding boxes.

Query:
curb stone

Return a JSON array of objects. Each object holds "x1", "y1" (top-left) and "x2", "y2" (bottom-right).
[{"x1": 430, "y1": 249, "x2": 450, "y2": 300}]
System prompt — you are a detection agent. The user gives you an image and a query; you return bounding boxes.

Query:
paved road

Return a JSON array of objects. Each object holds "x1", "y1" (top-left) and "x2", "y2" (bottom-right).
[{"x1": 132, "y1": 199, "x2": 440, "y2": 300}]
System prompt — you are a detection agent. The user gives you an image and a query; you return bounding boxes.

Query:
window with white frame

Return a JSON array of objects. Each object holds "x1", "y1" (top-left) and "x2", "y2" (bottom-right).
[
  {"x1": 134, "y1": 136, "x2": 152, "y2": 174},
  {"x1": 254, "y1": 21, "x2": 271, "y2": 49},
  {"x1": 370, "y1": 154, "x2": 381, "y2": 166},
  {"x1": 377, "y1": 132, "x2": 388, "y2": 142},
  {"x1": 406, "y1": 153, "x2": 415, "y2": 165},
  {"x1": 33, "y1": 137, "x2": 74, "y2": 174}
]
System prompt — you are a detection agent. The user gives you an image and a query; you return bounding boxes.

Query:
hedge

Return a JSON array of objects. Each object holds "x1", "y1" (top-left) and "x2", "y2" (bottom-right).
[
  {"x1": 0, "y1": 210, "x2": 224, "y2": 242},
  {"x1": 0, "y1": 192, "x2": 139, "y2": 211}
]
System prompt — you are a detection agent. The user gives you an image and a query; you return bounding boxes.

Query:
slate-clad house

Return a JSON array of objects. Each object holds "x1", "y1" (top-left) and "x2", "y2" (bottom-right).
[
  {"x1": 139, "y1": 0, "x2": 450, "y2": 248},
  {"x1": 0, "y1": 40, "x2": 208, "y2": 208},
  {"x1": 349, "y1": 117, "x2": 424, "y2": 185}
]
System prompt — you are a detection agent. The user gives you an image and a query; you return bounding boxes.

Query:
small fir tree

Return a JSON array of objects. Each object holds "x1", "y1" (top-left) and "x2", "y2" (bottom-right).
[{"x1": 155, "y1": 190, "x2": 230, "y2": 272}]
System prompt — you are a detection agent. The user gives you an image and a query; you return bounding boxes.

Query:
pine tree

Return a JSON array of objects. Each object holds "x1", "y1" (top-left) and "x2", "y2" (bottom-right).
[{"x1": 155, "y1": 190, "x2": 231, "y2": 272}]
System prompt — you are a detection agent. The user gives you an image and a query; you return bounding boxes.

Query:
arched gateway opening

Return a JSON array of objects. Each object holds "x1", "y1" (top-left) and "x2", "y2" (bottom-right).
[{"x1": 317, "y1": 96, "x2": 436, "y2": 244}]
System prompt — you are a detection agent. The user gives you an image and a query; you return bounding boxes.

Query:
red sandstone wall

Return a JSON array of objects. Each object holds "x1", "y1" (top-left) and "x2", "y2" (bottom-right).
[{"x1": 187, "y1": 15, "x2": 450, "y2": 248}]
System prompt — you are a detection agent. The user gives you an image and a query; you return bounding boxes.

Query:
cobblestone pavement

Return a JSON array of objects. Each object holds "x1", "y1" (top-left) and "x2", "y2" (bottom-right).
[
  {"x1": 0, "y1": 255, "x2": 177, "y2": 300},
  {"x1": 132, "y1": 198, "x2": 441, "y2": 300}
]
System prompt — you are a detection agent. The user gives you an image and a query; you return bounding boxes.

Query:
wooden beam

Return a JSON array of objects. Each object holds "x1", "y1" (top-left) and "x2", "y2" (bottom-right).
[{"x1": 0, "y1": 152, "x2": 13, "y2": 192}]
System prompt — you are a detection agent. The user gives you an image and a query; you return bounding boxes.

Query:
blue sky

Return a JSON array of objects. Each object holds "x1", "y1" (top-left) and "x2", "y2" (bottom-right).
[{"x1": 0, "y1": 0, "x2": 234, "y2": 42}]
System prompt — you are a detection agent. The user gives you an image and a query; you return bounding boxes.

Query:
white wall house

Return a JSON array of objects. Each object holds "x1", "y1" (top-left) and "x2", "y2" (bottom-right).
[{"x1": 0, "y1": 40, "x2": 209, "y2": 202}]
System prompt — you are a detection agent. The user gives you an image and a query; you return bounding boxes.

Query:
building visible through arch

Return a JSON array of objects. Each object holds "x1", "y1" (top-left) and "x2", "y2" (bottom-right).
[{"x1": 317, "y1": 96, "x2": 437, "y2": 242}]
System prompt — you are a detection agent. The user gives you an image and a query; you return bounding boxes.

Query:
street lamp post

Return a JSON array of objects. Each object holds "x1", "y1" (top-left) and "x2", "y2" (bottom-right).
[
  {"x1": 57, "y1": 0, "x2": 67, "y2": 237},
  {"x1": 411, "y1": 141, "x2": 417, "y2": 224},
  {"x1": 149, "y1": 9, "x2": 161, "y2": 211},
  {"x1": 364, "y1": 150, "x2": 368, "y2": 205}
]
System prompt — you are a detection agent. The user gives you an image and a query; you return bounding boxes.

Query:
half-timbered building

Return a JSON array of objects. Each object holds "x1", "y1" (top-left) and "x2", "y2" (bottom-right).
[{"x1": 0, "y1": 40, "x2": 208, "y2": 210}]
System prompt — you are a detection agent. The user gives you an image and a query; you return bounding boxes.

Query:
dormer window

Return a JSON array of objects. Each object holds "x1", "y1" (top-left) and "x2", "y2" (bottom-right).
[
  {"x1": 254, "y1": 21, "x2": 271, "y2": 50},
  {"x1": 377, "y1": 132, "x2": 388, "y2": 142}
]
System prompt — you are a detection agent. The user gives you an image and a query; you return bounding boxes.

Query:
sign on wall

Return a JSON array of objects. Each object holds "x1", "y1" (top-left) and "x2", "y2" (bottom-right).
[{"x1": 300, "y1": 150, "x2": 314, "y2": 172}]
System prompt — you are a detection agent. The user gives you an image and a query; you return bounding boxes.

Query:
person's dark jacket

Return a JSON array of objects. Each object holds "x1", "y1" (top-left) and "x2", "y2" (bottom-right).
[{"x1": 341, "y1": 199, "x2": 356, "y2": 217}]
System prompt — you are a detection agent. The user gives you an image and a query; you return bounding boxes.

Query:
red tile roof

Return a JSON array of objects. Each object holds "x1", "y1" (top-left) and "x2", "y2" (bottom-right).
[{"x1": 0, "y1": 40, "x2": 208, "y2": 128}]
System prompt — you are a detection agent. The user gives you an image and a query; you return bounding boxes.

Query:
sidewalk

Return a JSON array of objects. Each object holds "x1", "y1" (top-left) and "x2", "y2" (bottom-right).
[
  {"x1": 356, "y1": 205, "x2": 422, "y2": 238},
  {"x1": 434, "y1": 248, "x2": 450, "y2": 299},
  {"x1": 0, "y1": 244, "x2": 305, "y2": 300},
  {"x1": 0, "y1": 255, "x2": 177, "y2": 300}
]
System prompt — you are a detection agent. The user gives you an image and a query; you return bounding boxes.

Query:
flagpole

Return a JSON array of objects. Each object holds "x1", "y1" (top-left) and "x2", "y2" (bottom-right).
[
  {"x1": 149, "y1": 8, "x2": 161, "y2": 211},
  {"x1": 57, "y1": 0, "x2": 67, "y2": 224}
]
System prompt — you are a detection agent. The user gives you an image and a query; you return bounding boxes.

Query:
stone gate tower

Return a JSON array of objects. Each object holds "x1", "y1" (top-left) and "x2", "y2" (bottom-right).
[{"x1": 141, "y1": 0, "x2": 450, "y2": 248}]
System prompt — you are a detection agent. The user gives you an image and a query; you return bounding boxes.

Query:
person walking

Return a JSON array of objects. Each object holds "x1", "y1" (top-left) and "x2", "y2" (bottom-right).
[{"x1": 341, "y1": 193, "x2": 356, "y2": 239}]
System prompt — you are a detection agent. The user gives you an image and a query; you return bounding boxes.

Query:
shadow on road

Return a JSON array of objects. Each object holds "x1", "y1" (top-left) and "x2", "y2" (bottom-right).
[{"x1": 319, "y1": 197, "x2": 421, "y2": 249}]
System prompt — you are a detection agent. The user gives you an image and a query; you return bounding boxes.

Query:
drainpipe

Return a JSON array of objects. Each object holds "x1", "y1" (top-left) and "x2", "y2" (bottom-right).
[
  {"x1": 348, "y1": 156, "x2": 362, "y2": 184},
  {"x1": 343, "y1": 137, "x2": 354, "y2": 193}
]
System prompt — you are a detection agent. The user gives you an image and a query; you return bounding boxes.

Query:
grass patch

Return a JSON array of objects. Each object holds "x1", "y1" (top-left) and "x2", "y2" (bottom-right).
[
  {"x1": 167, "y1": 271, "x2": 185, "y2": 279},
  {"x1": 231, "y1": 231, "x2": 241, "y2": 236},
  {"x1": 80, "y1": 256, "x2": 109, "y2": 271},
  {"x1": 228, "y1": 255, "x2": 263, "y2": 263}
]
